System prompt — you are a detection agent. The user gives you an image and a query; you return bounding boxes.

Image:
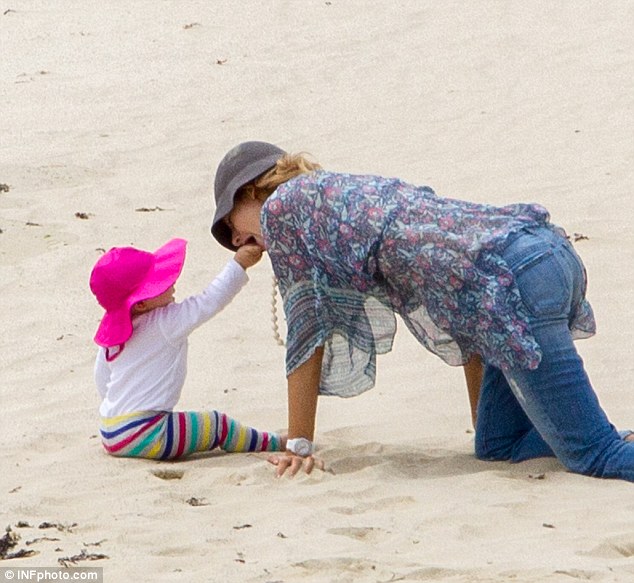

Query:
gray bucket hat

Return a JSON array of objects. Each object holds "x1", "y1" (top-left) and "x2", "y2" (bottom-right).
[{"x1": 211, "y1": 141, "x2": 286, "y2": 251}]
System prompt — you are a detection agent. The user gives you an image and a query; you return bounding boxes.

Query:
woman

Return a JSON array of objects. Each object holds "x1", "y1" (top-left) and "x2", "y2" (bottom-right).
[{"x1": 211, "y1": 140, "x2": 634, "y2": 481}]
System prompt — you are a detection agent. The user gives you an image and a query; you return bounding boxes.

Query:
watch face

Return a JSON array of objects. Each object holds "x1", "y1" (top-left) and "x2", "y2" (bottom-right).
[
  {"x1": 295, "y1": 440, "x2": 311, "y2": 456},
  {"x1": 289, "y1": 438, "x2": 312, "y2": 456}
]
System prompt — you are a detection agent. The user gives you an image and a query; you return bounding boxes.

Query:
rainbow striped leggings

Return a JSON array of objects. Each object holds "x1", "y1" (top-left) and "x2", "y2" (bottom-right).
[{"x1": 100, "y1": 410, "x2": 282, "y2": 460}]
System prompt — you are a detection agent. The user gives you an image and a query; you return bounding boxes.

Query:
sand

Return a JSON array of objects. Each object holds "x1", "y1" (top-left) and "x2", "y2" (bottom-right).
[{"x1": 1, "y1": 1, "x2": 633, "y2": 581}]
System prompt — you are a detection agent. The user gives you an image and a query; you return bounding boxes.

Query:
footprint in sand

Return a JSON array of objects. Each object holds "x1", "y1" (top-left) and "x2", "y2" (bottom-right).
[
  {"x1": 326, "y1": 526, "x2": 386, "y2": 543},
  {"x1": 326, "y1": 442, "x2": 436, "y2": 478},
  {"x1": 330, "y1": 495, "x2": 416, "y2": 515},
  {"x1": 4, "y1": 163, "x2": 109, "y2": 191},
  {"x1": 150, "y1": 469, "x2": 184, "y2": 480},
  {"x1": 288, "y1": 557, "x2": 462, "y2": 581},
  {"x1": 579, "y1": 534, "x2": 634, "y2": 558}
]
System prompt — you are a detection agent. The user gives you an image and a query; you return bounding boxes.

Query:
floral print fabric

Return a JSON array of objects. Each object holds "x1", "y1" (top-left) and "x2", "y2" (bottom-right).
[{"x1": 262, "y1": 170, "x2": 596, "y2": 398}]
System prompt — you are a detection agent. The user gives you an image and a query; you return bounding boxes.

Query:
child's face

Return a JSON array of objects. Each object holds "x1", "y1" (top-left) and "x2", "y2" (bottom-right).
[
  {"x1": 134, "y1": 285, "x2": 175, "y2": 314},
  {"x1": 225, "y1": 197, "x2": 265, "y2": 249}
]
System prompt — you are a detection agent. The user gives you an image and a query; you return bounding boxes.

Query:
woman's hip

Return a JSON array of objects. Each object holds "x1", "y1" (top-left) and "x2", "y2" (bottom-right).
[{"x1": 501, "y1": 227, "x2": 586, "y2": 320}]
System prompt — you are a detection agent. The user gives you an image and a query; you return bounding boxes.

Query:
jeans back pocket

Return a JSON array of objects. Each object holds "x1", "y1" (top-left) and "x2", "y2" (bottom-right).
[{"x1": 501, "y1": 227, "x2": 577, "y2": 320}]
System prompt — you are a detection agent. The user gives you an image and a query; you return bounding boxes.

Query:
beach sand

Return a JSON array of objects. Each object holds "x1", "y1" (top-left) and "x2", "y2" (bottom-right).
[{"x1": 1, "y1": 1, "x2": 633, "y2": 581}]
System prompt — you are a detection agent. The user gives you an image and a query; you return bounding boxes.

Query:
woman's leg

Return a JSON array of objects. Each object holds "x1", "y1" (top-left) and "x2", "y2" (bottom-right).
[
  {"x1": 501, "y1": 228, "x2": 634, "y2": 480},
  {"x1": 503, "y1": 318, "x2": 634, "y2": 479},
  {"x1": 475, "y1": 363, "x2": 554, "y2": 462}
]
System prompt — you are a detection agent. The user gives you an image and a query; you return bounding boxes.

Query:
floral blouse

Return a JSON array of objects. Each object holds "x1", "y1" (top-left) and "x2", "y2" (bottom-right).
[{"x1": 261, "y1": 170, "x2": 596, "y2": 398}]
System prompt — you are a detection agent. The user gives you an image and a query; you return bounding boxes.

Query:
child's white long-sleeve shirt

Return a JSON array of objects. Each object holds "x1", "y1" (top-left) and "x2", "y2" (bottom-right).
[{"x1": 94, "y1": 259, "x2": 248, "y2": 417}]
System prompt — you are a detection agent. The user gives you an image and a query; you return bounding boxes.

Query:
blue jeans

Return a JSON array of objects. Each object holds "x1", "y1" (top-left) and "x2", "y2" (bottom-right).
[{"x1": 474, "y1": 226, "x2": 634, "y2": 481}]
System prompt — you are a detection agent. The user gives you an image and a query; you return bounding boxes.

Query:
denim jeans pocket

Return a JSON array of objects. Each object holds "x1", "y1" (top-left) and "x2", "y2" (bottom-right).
[
  {"x1": 512, "y1": 249, "x2": 572, "y2": 318},
  {"x1": 560, "y1": 239, "x2": 588, "y2": 302}
]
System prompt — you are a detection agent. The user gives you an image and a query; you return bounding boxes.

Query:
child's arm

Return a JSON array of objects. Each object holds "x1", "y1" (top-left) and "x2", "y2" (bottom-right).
[
  {"x1": 94, "y1": 348, "x2": 110, "y2": 399},
  {"x1": 160, "y1": 245, "x2": 262, "y2": 340},
  {"x1": 156, "y1": 253, "x2": 256, "y2": 342}
]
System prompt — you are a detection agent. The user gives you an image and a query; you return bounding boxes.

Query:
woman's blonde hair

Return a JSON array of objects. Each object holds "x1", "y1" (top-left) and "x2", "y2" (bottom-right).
[{"x1": 237, "y1": 153, "x2": 321, "y2": 202}]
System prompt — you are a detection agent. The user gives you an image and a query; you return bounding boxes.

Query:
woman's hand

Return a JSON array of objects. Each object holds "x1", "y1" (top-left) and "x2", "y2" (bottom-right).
[{"x1": 267, "y1": 451, "x2": 325, "y2": 477}]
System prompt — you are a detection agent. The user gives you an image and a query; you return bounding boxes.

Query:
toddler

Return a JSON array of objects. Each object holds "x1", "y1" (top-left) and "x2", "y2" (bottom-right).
[{"x1": 89, "y1": 237, "x2": 285, "y2": 460}]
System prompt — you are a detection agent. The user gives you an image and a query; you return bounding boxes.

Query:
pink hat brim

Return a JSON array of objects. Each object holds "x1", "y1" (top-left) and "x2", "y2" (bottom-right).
[{"x1": 94, "y1": 238, "x2": 187, "y2": 347}]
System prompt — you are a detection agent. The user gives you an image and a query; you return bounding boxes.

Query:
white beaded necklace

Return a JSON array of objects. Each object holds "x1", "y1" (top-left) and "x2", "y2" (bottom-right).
[{"x1": 271, "y1": 275, "x2": 285, "y2": 346}]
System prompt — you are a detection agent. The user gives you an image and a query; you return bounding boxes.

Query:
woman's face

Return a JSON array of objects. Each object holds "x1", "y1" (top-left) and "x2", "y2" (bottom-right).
[{"x1": 225, "y1": 196, "x2": 265, "y2": 249}]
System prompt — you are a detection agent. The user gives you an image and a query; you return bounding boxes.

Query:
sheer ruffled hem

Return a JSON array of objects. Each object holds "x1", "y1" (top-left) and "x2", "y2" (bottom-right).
[
  {"x1": 283, "y1": 279, "x2": 596, "y2": 398},
  {"x1": 570, "y1": 298, "x2": 596, "y2": 340},
  {"x1": 284, "y1": 284, "x2": 397, "y2": 398}
]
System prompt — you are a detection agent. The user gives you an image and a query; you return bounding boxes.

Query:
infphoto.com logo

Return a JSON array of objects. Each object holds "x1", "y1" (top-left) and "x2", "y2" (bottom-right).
[{"x1": 1, "y1": 568, "x2": 102, "y2": 582}]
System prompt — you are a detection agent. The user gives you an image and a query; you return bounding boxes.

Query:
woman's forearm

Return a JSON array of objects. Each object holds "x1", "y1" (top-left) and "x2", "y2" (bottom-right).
[{"x1": 287, "y1": 346, "x2": 324, "y2": 440}]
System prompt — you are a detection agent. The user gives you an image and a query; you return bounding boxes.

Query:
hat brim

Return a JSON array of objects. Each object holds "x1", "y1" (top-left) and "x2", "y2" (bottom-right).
[
  {"x1": 94, "y1": 304, "x2": 134, "y2": 349},
  {"x1": 211, "y1": 148, "x2": 285, "y2": 251},
  {"x1": 93, "y1": 238, "x2": 187, "y2": 347}
]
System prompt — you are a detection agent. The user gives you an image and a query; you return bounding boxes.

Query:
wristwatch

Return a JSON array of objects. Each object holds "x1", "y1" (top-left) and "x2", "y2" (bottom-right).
[{"x1": 286, "y1": 437, "x2": 314, "y2": 457}]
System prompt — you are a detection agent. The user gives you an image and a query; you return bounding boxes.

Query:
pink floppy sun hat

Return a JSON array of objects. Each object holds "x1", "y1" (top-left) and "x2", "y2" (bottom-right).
[{"x1": 90, "y1": 238, "x2": 187, "y2": 348}]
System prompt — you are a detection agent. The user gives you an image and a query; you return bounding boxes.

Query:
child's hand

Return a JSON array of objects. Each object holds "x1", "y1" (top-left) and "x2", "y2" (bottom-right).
[{"x1": 234, "y1": 244, "x2": 264, "y2": 270}]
